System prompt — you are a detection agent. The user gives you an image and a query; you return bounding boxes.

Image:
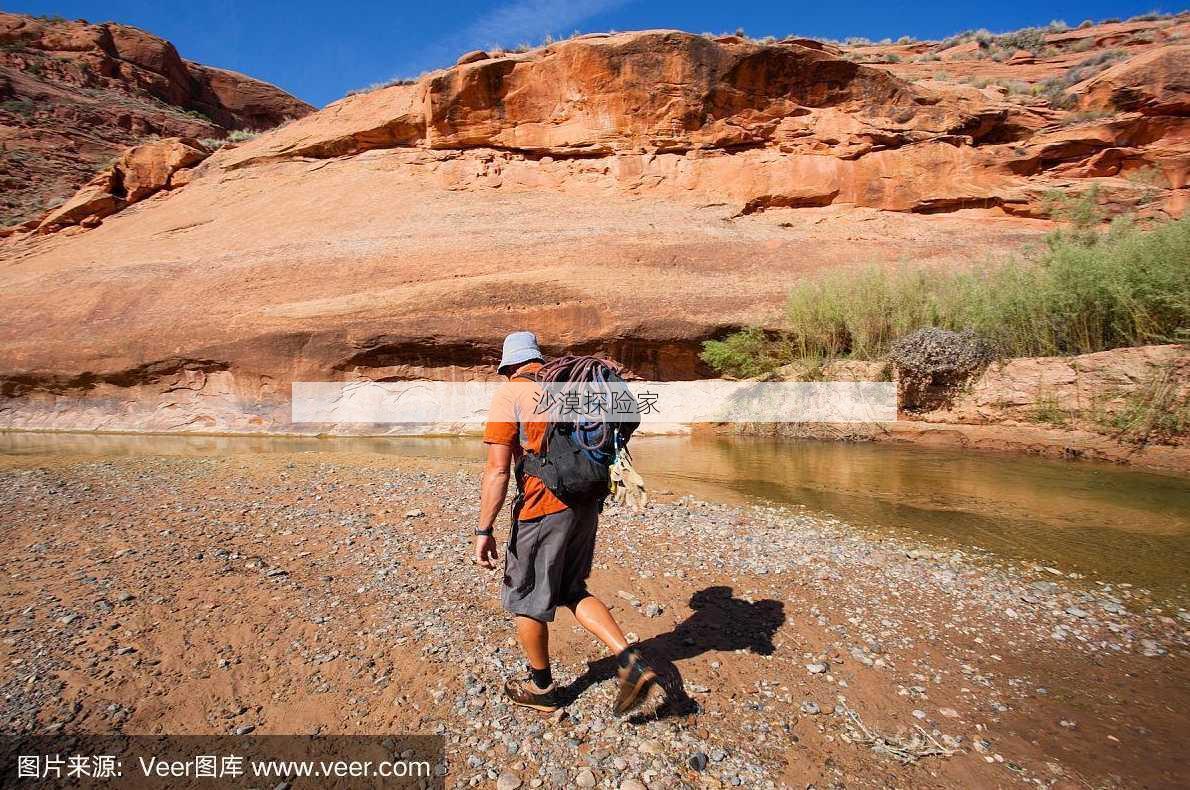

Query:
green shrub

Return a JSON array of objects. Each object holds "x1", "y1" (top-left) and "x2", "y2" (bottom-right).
[
  {"x1": 1031, "y1": 393, "x2": 1071, "y2": 427},
  {"x1": 699, "y1": 328, "x2": 791, "y2": 378},
  {"x1": 700, "y1": 218, "x2": 1190, "y2": 374}
]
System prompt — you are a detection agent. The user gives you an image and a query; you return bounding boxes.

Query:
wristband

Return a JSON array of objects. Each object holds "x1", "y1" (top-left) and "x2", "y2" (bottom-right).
[{"x1": 474, "y1": 528, "x2": 494, "y2": 537}]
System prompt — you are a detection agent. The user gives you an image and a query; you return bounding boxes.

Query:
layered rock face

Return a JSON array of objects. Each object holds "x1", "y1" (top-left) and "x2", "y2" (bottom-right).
[
  {"x1": 0, "y1": 21, "x2": 1186, "y2": 436},
  {"x1": 0, "y1": 12, "x2": 313, "y2": 227},
  {"x1": 209, "y1": 27, "x2": 1187, "y2": 216}
]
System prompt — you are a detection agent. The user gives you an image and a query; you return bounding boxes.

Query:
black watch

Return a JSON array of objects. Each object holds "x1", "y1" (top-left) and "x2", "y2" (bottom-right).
[{"x1": 474, "y1": 528, "x2": 494, "y2": 537}]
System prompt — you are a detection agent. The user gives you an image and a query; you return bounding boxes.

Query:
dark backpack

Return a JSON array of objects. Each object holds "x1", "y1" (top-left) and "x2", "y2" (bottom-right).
[{"x1": 518, "y1": 356, "x2": 639, "y2": 507}]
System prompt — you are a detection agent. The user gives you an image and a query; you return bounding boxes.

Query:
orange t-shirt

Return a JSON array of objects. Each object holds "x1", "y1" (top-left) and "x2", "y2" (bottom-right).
[{"x1": 482, "y1": 362, "x2": 568, "y2": 521}]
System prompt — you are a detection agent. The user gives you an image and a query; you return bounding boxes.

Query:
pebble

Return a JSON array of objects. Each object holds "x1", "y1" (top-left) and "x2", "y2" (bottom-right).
[
  {"x1": 806, "y1": 662, "x2": 828, "y2": 675},
  {"x1": 574, "y1": 767, "x2": 597, "y2": 787},
  {"x1": 689, "y1": 752, "x2": 709, "y2": 771},
  {"x1": 1065, "y1": 607, "x2": 1089, "y2": 619},
  {"x1": 1140, "y1": 639, "x2": 1166, "y2": 657},
  {"x1": 638, "y1": 740, "x2": 662, "y2": 755},
  {"x1": 642, "y1": 603, "x2": 663, "y2": 618},
  {"x1": 939, "y1": 707, "x2": 959, "y2": 718},
  {"x1": 496, "y1": 772, "x2": 523, "y2": 790},
  {"x1": 800, "y1": 701, "x2": 820, "y2": 715},
  {"x1": 619, "y1": 781, "x2": 647, "y2": 790}
]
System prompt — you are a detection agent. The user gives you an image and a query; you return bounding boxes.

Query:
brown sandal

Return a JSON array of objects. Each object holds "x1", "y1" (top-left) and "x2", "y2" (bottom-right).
[
  {"x1": 613, "y1": 649, "x2": 657, "y2": 715},
  {"x1": 504, "y1": 677, "x2": 560, "y2": 713}
]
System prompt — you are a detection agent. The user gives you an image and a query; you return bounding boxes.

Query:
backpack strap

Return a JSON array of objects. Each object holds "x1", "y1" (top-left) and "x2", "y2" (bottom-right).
[{"x1": 507, "y1": 369, "x2": 542, "y2": 496}]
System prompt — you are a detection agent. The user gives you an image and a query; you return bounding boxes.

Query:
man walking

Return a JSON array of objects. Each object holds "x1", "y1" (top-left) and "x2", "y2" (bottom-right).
[{"x1": 473, "y1": 331, "x2": 655, "y2": 714}]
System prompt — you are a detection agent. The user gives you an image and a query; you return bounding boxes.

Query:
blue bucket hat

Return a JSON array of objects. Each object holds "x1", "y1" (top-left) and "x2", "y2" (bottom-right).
[{"x1": 498, "y1": 331, "x2": 543, "y2": 373}]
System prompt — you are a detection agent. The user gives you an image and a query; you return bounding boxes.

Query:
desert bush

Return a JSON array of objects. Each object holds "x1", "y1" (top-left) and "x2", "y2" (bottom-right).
[
  {"x1": 1033, "y1": 53, "x2": 1124, "y2": 108},
  {"x1": 701, "y1": 217, "x2": 1190, "y2": 375},
  {"x1": 1065, "y1": 109, "x2": 1114, "y2": 124},
  {"x1": 1, "y1": 99, "x2": 34, "y2": 115},
  {"x1": 699, "y1": 328, "x2": 791, "y2": 379},
  {"x1": 1036, "y1": 79, "x2": 1078, "y2": 109},
  {"x1": 346, "y1": 76, "x2": 418, "y2": 96},
  {"x1": 997, "y1": 27, "x2": 1048, "y2": 54},
  {"x1": 889, "y1": 328, "x2": 995, "y2": 410},
  {"x1": 1077, "y1": 49, "x2": 1127, "y2": 69},
  {"x1": 1096, "y1": 363, "x2": 1189, "y2": 444},
  {"x1": 198, "y1": 128, "x2": 261, "y2": 151},
  {"x1": 1128, "y1": 11, "x2": 1172, "y2": 22},
  {"x1": 1125, "y1": 166, "x2": 1169, "y2": 189},
  {"x1": 1030, "y1": 392, "x2": 1071, "y2": 427}
]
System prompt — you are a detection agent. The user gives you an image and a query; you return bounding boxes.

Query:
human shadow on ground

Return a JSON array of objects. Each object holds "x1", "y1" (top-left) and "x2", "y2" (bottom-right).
[{"x1": 556, "y1": 585, "x2": 786, "y2": 722}]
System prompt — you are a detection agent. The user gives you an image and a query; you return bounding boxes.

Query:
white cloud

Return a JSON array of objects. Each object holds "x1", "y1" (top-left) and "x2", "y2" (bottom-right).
[
  {"x1": 460, "y1": 0, "x2": 631, "y2": 49},
  {"x1": 408, "y1": 0, "x2": 632, "y2": 73}
]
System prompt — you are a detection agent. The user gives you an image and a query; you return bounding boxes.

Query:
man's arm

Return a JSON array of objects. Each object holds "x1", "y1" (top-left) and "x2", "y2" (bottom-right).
[{"x1": 474, "y1": 442, "x2": 512, "y2": 568}]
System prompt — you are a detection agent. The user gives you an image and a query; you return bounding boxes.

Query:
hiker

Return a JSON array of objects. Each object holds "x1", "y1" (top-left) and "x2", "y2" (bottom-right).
[{"x1": 473, "y1": 331, "x2": 655, "y2": 715}]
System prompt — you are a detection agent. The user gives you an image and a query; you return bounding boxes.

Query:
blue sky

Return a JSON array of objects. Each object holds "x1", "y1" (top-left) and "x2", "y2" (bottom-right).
[{"x1": 8, "y1": 1, "x2": 1186, "y2": 106}]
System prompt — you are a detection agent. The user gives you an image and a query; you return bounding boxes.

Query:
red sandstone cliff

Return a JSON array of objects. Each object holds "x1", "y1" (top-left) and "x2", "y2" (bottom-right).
[{"x1": 0, "y1": 12, "x2": 313, "y2": 228}]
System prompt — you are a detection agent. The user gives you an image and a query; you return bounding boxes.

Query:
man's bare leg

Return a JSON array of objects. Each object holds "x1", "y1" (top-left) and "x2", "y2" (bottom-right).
[
  {"x1": 570, "y1": 595, "x2": 656, "y2": 715},
  {"x1": 568, "y1": 595, "x2": 629, "y2": 654},
  {"x1": 515, "y1": 615, "x2": 552, "y2": 688}
]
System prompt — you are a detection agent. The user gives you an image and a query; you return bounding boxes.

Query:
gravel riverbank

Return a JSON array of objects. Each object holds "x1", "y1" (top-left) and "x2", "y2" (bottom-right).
[{"x1": 1, "y1": 452, "x2": 1186, "y2": 788}]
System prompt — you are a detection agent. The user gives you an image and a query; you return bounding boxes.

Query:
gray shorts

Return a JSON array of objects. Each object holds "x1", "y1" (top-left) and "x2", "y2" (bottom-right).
[{"x1": 501, "y1": 502, "x2": 599, "y2": 622}]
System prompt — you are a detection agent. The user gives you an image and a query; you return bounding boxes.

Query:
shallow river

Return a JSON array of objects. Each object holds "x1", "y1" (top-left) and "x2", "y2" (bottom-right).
[{"x1": 2, "y1": 431, "x2": 1188, "y2": 601}]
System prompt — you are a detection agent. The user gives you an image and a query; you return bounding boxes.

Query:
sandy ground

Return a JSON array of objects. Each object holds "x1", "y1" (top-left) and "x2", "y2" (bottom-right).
[{"x1": 1, "y1": 451, "x2": 1187, "y2": 789}]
